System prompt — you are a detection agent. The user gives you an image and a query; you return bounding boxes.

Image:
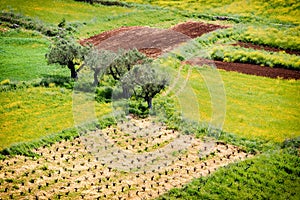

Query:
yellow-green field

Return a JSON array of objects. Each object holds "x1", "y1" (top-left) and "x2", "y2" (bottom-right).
[
  {"x1": 0, "y1": 0, "x2": 188, "y2": 39},
  {"x1": 0, "y1": 87, "x2": 111, "y2": 149},
  {"x1": 124, "y1": 0, "x2": 300, "y2": 24}
]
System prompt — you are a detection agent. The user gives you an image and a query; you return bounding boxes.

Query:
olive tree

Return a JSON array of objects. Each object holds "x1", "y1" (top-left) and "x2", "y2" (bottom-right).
[
  {"x1": 121, "y1": 64, "x2": 169, "y2": 109},
  {"x1": 107, "y1": 49, "x2": 151, "y2": 81},
  {"x1": 84, "y1": 47, "x2": 117, "y2": 86},
  {"x1": 46, "y1": 37, "x2": 88, "y2": 79}
]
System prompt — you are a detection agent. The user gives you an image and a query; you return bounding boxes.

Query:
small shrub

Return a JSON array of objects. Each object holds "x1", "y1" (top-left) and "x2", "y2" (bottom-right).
[
  {"x1": 95, "y1": 86, "x2": 113, "y2": 103},
  {"x1": 0, "y1": 79, "x2": 10, "y2": 85},
  {"x1": 128, "y1": 100, "x2": 149, "y2": 118}
]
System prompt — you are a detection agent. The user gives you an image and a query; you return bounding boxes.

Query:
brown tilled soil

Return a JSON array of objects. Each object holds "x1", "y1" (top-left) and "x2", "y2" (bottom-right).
[
  {"x1": 80, "y1": 26, "x2": 142, "y2": 46},
  {"x1": 171, "y1": 21, "x2": 228, "y2": 38},
  {"x1": 92, "y1": 27, "x2": 190, "y2": 55},
  {"x1": 185, "y1": 58, "x2": 300, "y2": 80},
  {"x1": 80, "y1": 21, "x2": 300, "y2": 79},
  {"x1": 80, "y1": 26, "x2": 190, "y2": 57}
]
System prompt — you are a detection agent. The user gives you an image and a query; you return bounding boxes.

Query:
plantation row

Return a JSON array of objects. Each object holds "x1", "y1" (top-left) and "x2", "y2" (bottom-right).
[{"x1": 0, "y1": 118, "x2": 250, "y2": 199}]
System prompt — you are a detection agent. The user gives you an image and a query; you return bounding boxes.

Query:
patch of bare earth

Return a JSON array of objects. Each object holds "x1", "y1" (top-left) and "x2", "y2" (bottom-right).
[
  {"x1": 79, "y1": 21, "x2": 226, "y2": 58},
  {"x1": 0, "y1": 118, "x2": 251, "y2": 199},
  {"x1": 80, "y1": 26, "x2": 142, "y2": 46},
  {"x1": 170, "y1": 21, "x2": 228, "y2": 38},
  {"x1": 88, "y1": 26, "x2": 190, "y2": 57}
]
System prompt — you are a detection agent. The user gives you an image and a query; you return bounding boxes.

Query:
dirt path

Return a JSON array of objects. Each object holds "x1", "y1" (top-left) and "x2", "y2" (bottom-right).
[{"x1": 80, "y1": 21, "x2": 300, "y2": 80}]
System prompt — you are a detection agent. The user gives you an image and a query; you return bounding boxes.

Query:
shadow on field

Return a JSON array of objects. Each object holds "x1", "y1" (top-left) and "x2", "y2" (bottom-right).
[{"x1": 40, "y1": 74, "x2": 74, "y2": 89}]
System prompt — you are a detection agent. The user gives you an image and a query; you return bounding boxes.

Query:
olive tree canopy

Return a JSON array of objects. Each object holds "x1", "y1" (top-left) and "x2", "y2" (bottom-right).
[
  {"x1": 121, "y1": 64, "x2": 169, "y2": 109},
  {"x1": 46, "y1": 37, "x2": 88, "y2": 79}
]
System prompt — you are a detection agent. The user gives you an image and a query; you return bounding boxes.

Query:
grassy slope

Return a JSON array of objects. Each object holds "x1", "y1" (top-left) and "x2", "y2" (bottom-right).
[
  {"x1": 158, "y1": 149, "x2": 300, "y2": 200},
  {"x1": 189, "y1": 67, "x2": 300, "y2": 143},
  {"x1": 0, "y1": 28, "x2": 70, "y2": 82},
  {"x1": 0, "y1": 87, "x2": 73, "y2": 149},
  {"x1": 0, "y1": 0, "x2": 186, "y2": 39},
  {"x1": 220, "y1": 71, "x2": 299, "y2": 142},
  {"x1": 124, "y1": 0, "x2": 300, "y2": 25},
  {"x1": 160, "y1": 59, "x2": 300, "y2": 143},
  {"x1": 0, "y1": 86, "x2": 111, "y2": 150}
]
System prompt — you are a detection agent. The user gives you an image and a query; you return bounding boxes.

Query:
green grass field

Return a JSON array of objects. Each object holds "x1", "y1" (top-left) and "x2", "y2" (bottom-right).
[
  {"x1": 0, "y1": 0, "x2": 299, "y2": 199},
  {"x1": 0, "y1": 0, "x2": 187, "y2": 39},
  {"x1": 0, "y1": 86, "x2": 111, "y2": 149},
  {"x1": 0, "y1": 28, "x2": 70, "y2": 82},
  {"x1": 158, "y1": 148, "x2": 300, "y2": 199}
]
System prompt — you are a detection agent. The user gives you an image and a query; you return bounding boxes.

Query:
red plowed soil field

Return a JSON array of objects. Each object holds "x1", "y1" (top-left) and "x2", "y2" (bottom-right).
[
  {"x1": 81, "y1": 26, "x2": 190, "y2": 57},
  {"x1": 171, "y1": 21, "x2": 228, "y2": 38},
  {"x1": 80, "y1": 26, "x2": 142, "y2": 46},
  {"x1": 80, "y1": 21, "x2": 300, "y2": 79}
]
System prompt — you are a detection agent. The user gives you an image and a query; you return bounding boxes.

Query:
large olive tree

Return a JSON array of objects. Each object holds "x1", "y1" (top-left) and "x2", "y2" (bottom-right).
[
  {"x1": 84, "y1": 48, "x2": 117, "y2": 86},
  {"x1": 121, "y1": 64, "x2": 169, "y2": 109},
  {"x1": 106, "y1": 49, "x2": 151, "y2": 81},
  {"x1": 46, "y1": 37, "x2": 88, "y2": 79}
]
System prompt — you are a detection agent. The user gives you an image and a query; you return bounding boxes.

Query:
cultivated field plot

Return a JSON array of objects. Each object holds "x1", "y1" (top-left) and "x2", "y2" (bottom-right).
[
  {"x1": 81, "y1": 21, "x2": 300, "y2": 79},
  {"x1": 0, "y1": 0, "x2": 299, "y2": 199},
  {"x1": 0, "y1": 118, "x2": 249, "y2": 199}
]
